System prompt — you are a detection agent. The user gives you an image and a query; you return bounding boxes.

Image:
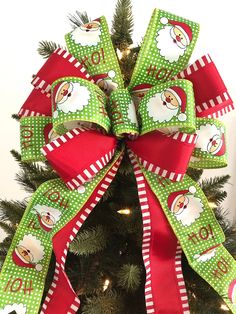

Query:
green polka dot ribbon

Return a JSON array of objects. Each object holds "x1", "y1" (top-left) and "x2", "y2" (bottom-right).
[
  {"x1": 129, "y1": 9, "x2": 199, "y2": 92},
  {"x1": 140, "y1": 165, "x2": 236, "y2": 313},
  {"x1": 20, "y1": 117, "x2": 52, "y2": 162},
  {"x1": 65, "y1": 16, "x2": 124, "y2": 93},
  {"x1": 109, "y1": 89, "x2": 139, "y2": 138},
  {"x1": 0, "y1": 149, "x2": 123, "y2": 314},
  {"x1": 52, "y1": 77, "x2": 110, "y2": 134},
  {"x1": 189, "y1": 118, "x2": 227, "y2": 169},
  {"x1": 138, "y1": 79, "x2": 196, "y2": 134}
]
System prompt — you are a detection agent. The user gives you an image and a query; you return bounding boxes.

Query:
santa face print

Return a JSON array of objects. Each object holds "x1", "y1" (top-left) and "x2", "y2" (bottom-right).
[
  {"x1": 195, "y1": 124, "x2": 226, "y2": 157},
  {"x1": 0, "y1": 303, "x2": 27, "y2": 314},
  {"x1": 170, "y1": 194, "x2": 188, "y2": 215},
  {"x1": 162, "y1": 90, "x2": 179, "y2": 110},
  {"x1": 12, "y1": 234, "x2": 44, "y2": 271},
  {"x1": 16, "y1": 245, "x2": 34, "y2": 264},
  {"x1": 71, "y1": 20, "x2": 101, "y2": 46},
  {"x1": 147, "y1": 91, "x2": 179, "y2": 123},
  {"x1": 168, "y1": 188, "x2": 204, "y2": 226},
  {"x1": 170, "y1": 27, "x2": 188, "y2": 49},
  {"x1": 55, "y1": 82, "x2": 73, "y2": 105},
  {"x1": 34, "y1": 204, "x2": 61, "y2": 232},
  {"x1": 156, "y1": 20, "x2": 192, "y2": 63},
  {"x1": 54, "y1": 81, "x2": 91, "y2": 115}
]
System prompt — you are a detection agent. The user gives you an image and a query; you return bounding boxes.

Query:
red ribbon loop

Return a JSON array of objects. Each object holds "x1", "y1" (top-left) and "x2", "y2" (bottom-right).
[
  {"x1": 41, "y1": 128, "x2": 117, "y2": 190},
  {"x1": 174, "y1": 54, "x2": 234, "y2": 118},
  {"x1": 127, "y1": 131, "x2": 197, "y2": 181}
]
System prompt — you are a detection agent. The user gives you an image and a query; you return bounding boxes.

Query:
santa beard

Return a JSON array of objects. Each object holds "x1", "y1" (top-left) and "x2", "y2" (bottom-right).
[
  {"x1": 71, "y1": 27, "x2": 101, "y2": 46},
  {"x1": 127, "y1": 101, "x2": 138, "y2": 125},
  {"x1": 147, "y1": 92, "x2": 178, "y2": 122},
  {"x1": 56, "y1": 83, "x2": 90, "y2": 114},
  {"x1": 195, "y1": 124, "x2": 221, "y2": 153},
  {"x1": 156, "y1": 26, "x2": 186, "y2": 63},
  {"x1": 175, "y1": 194, "x2": 204, "y2": 226},
  {"x1": 195, "y1": 249, "x2": 216, "y2": 262}
]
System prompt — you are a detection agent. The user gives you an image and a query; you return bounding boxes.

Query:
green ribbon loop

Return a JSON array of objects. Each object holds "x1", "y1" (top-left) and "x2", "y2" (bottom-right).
[
  {"x1": 109, "y1": 88, "x2": 139, "y2": 137},
  {"x1": 20, "y1": 116, "x2": 52, "y2": 162},
  {"x1": 138, "y1": 79, "x2": 196, "y2": 135},
  {"x1": 65, "y1": 16, "x2": 124, "y2": 93},
  {"x1": 129, "y1": 9, "x2": 200, "y2": 91},
  {"x1": 51, "y1": 77, "x2": 110, "y2": 134},
  {"x1": 189, "y1": 118, "x2": 227, "y2": 168}
]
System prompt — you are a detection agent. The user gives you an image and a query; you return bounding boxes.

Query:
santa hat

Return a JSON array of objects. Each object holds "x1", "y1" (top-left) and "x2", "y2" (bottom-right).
[
  {"x1": 228, "y1": 279, "x2": 236, "y2": 304},
  {"x1": 213, "y1": 134, "x2": 226, "y2": 156},
  {"x1": 132, "y1": 83, "x2": 153, "y2": 92},
  {"x1": 165, "y1": 86, "x2": 187, "y2": 121},
  {"x1": 44, "y1": 123, "x2": 53, "y2": 144},
  {"x1": 167, "y1": 186, "x2": 196, "y2": 213},
  {"x1": 92, "y1": 70, "x2": 116, "y2": 83},
  {"x1": 12, "y1": 249, "x2": 42, "y2": 271},
  {"x1": 160, "y1": 17, "x2": 193, "y2": 45},
  {"x1": 194, "y1": 244, "x2": 220, "y2": 259}
]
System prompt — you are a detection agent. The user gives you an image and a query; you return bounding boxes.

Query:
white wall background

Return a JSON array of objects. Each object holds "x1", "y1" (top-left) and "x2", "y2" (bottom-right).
[{"x1": 0, "y1": 0, "x2": 235, "y2": 220}]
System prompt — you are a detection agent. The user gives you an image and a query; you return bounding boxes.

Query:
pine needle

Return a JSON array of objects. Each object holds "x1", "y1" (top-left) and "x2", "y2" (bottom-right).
[
  {"x1": 111, "y1": 0, "x2": 134, "y2": 50},
  {"x1": 69, "y1": 226, "x2": 108, "y2": 256},
  {"x1": 37, "y1": 40, "x2": 62, "y2": 59},
  {"x1": 117, "y1": 264, "x2": 141, "y2": 292},
  {"x1": 68, "y1": 11, "x2": 90, "y2": 29},
  {"x1": 82, "y1": 290, "x2": 124, "y2": 314}
]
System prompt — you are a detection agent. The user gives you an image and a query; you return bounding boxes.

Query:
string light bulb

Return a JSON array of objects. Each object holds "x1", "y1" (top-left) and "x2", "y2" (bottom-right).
[
  {"x1": 103, "y1": 279, "x2": 110, "y2": 291},
  {"x1": 208, "y1": 202, "x2": 217, "y2": 209},
  {"x1": 220, "y1": 303, "x2": 229, "y2": 311},
  {"x1": 118, "y1": 208, "x2": 131, "y2": 215}
]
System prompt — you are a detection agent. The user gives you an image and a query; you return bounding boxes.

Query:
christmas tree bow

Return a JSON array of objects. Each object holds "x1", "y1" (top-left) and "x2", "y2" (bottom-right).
[{"x1": 0, "y1": 9, "x2": 235, "y2": 314}]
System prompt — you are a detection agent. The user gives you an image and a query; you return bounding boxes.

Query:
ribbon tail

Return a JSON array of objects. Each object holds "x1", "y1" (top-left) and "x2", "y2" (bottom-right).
[
  {"x1": 40, "y1": 151, "x2": 123, "y2": 314},
  {"x1": 129, "y1": 151, "x2": 190, "y2": 314}
]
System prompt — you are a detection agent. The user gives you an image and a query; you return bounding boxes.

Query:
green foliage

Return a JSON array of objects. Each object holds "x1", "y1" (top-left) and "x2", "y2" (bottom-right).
[
  {"x1": 117, "y1": 264, "x2": 141, "y2": 291},
  {"x1": 70, "y1": 226, "x2": 108, "y2": 256},
  {"x1": 68, "y1": 11, "x2": 90, "y2": 29},
  {"x1": 82, "y1": 290, "x2": 124, "y2": 314},
  {"x1": 200, "y1": 175, "x2": 230, "y2": 205},
  {"x1": 111, "y1": 0, "x2": 134, "y2": 50},
  {"x1": 0, "y1": 200, "x2": 26, "y2": 224},
  {"x1": 37, "y1": 40, "x2": 62, "y2": 59}
]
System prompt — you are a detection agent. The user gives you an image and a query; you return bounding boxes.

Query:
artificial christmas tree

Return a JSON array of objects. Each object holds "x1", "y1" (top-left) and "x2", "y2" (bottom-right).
[{"x1": 0, "y1": 1, "x2": 235, "y2": 313}]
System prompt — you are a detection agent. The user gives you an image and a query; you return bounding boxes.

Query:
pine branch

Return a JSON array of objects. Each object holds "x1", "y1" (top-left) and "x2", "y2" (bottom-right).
[
  {"x1": 37, "y1": 41, "x2": 62, "y2": 59},
  {"x1": 117, "y1": 264, "x2": 142, "y2": 292},
  {"x1": 82, "y1": 290, "x2": 124, "y2": 314},
  {"x1": 69, "y1": 226, "x2": 108, "y2": 256},
  {"x1": 11, "y1": 150, "x2": 58, "y2": 189},
  {"x1": 111, "y1": 0, "x2": 134, "y2": 50},
  {"x1": 186, "y1": 168, "x2": 203, "y2": 182},
  {"x1": 68, "y1": 11, "x2": 90, "y2": 29},
  {"x1": 0, "y1": 200, "x2": 26, "y2": 224},
  {"x1": 0, "y1": 221, "x2": 15, "y2": 236},
  {"x1": 11, "y1": 114, "x2": 20, "y2": 121},
  {"x1": 200, "y1": 175, "x2": 230, "y2": 205},
  {"x1": 15, "y1": 171, "x2": 38, "y2": 193}
]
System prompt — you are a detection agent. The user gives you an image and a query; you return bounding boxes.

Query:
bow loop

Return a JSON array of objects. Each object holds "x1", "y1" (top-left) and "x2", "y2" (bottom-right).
[
  {"x1": 127, "y1": 130, "x2": 197, "y2": 181},
  {"x1": 41, "y1": 128, "x2": 117, "y2": 191},
  {"x1": 138, "y1": 79, "x2": 196, "y2": 135}
]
